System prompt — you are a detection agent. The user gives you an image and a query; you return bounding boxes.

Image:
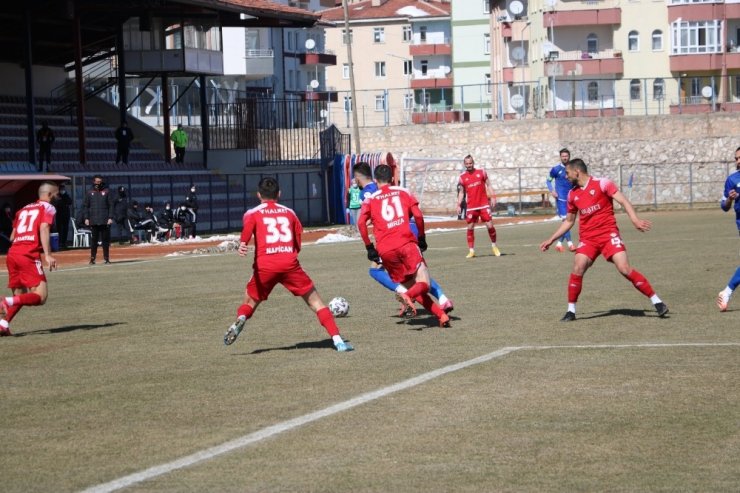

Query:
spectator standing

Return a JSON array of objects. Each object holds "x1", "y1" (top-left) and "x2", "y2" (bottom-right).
[
  {"x1": 113, "y1": 186, "x2": 130, "y2": 244},
  {"x1": 170, "y1": 124, "x2": 188, "y2": 164},
  {"x1": 184, "y1": 184, "x2": 199, "y2": 237},
  {"x1": 53, "y1": 183, "x2": 72, "y2": 249},
  {"x1": 82, "y1": 175, "x2": 114, "y2": 264},
  {"x1": 0, "y1": 203, "x2": 13, "y2": 254},
  {"x1": 347, "y1": 179, "x2": 362, "y2": 228},
  {"x1": 115, "y1": 121, "x2": 135, "y2": 165},
  {"x1": 36, "y1": 121, "x2": 55, "y2": 169}
]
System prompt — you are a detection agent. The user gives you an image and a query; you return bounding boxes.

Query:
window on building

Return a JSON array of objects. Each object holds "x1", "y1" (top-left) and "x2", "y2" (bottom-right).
[
  {"x1": 375, "y1": 61, "x2": 386, "y2": 78},
  {"x1": 735, "y1": 76, "x2": 740, "y2": 99},
  {"x1": 652, "y1": 30, "x2": 663, "y2": 51},
  {"x1": 630, "y1": 79, "x2": 641, "y2": 100},
  {"x1": 404, "y1": 92, "x2": 414, "y2": 110},
  {"x1": 403, "y1": 60, "x2": 412, "y2": 76},
  {"x1": 375, "y1": 94, "x2": 386, "y2": 111},
  {"x1": 297, "y1": 71, "x2": 303, "y2": 90},
  {"x1": 691, "y1": 77, "x2": 702, "y2": 97},
  {"x1": 287, "y1": 31, "x2": 294, "y2": 50},
  {"x1": 373, "y1": 27, "x2": 385, "y2": 43},
  {"x1": 671, "y1": 20, "x2": 722, "y2": 54},
  {"x1": 421, "y1": 59, "x2": 428, "y2": 75},
  {"x1": 402, "y1": 25, "x2": 412, "y2": 42},
  {"x1": 485, "y1": 73, "x2": 492, "y2": 94},
  {"x1": 419, "y1": 26, "x2": 427, "y2": 43},
  {"x1": 587, "y1": 81, "x2": 599, "y2": 102},
  {"x1": 587, "y1": 33, "x2": 598, "y2": 53},
  {"x1": 288, "y1": 70, "x2": 294, "y2": 90},
  {"x1": 342, "y1": 29, "x2": 353, "y2": 44},
  {"x1": 628, "y1": 31, "x2": 639, "y2": 51},
  {"x1": 484, "y1": 34, "x2": 491, "y2": 55},
  {"x1": 483, "y1": 0, "x2": 491, "y2": 13},
  {"x1": 653, "y1": 78, "x2": 665, "y2": 100},
  {"x1": 342, "y1": 63, "x2": 349, "y2": 79},
  {"x1": 344, "y1": 96, "x2": 352, "y2": 113}
]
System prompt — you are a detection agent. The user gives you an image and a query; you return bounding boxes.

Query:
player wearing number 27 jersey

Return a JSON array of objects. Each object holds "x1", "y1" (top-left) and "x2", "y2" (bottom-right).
[
  {"x1": 223, "y1": 177, "x2": 353, "y2": 351},
  {"x1": 1, "y1": 181, "x2": 60, "y2": 337}
]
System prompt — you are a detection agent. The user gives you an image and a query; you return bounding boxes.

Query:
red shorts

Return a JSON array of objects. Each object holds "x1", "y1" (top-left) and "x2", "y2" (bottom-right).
[
  {"x1": 246, "y1": 265, "x2": 314, "y2": 301},
  {"x1": 380, "y1": 242, "x2": 425, "y2": 284},
  {"x1": 6, "y1": 254, "x2": 46, "y2": 290},
  {"x1": 576, "y1": 231, "x2": 626, "y2": 261},
  {"x1": 465, "y1": 207, "x2": 492, "y2": 224}
]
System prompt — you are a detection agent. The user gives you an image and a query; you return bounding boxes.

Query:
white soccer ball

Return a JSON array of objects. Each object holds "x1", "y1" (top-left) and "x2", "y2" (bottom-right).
[{"x1": 328, "y1": 297, "x2": 350, "y2": 317}]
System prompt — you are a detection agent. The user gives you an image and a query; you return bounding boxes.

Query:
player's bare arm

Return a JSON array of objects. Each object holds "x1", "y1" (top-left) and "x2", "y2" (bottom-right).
[
  {"x1": 39, "y1": 222, "x2": 57, "y2": 271},
  {"x1": 456, "y1": 188, "x2": 464, "y2": 215},
  {"x1": 541, "y1": 212, "x2": 576, "y2": 251},
  {"x1": 238, "y1": 242, "x2": 250, "y2": 256},
  {"x1": 612, "y1": 190, "x2": 651, "y2": 232},
  {"x1": 485, "y1": 181, "x2": 497, "y2": 208}
]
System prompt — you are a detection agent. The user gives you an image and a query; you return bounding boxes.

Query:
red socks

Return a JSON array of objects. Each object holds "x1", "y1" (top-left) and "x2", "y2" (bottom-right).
[
  {"x1": 405, "y1": 282, "x2": 429, "y2": 300},
  {"x1": 466, "y1": 229, "x2": 474, "y2": 249},
  {"x1": 12, "y1": 293, "x2": 42, "y2": 307},
  {"x1": 626, "y1": 269, "x2": 655, "y2": 298},
  {"x1": 487, "y1": 226, "x2": 497, "y2": 243},
  {"x1": 237, "y1": 304, "x2": 254, "y2": 320},
  {"x1": 568, "y1": 274, "x2": 583, "y2": 303},
  {"x1": 416, "y1": 294, "x2": 445, "y2": 319},
  {"x1": 317, "y1": 307, "x2": 340, "y2": 337},
  {"x1": 4, "y1": 304, "x2": 21, "y2": 323}
]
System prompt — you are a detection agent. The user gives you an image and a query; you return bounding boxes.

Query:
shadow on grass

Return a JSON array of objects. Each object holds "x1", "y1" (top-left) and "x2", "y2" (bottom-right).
[
  {"x1": 248, "y1": 338, "x2": 337, "y2": 355},
  {"x1": 14, "y1": 322, "x2": 127, "y2": 337},
  {"x1": 397, "y1": 314, "x2": 461, "y2": 331},
  {"x1": 578, "y1": 308, "x2": 669, "y2": 320}
]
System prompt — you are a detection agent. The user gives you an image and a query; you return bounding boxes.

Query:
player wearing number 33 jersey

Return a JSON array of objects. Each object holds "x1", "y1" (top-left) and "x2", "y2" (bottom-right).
[
  {"x1": 222, "y1": 177, "x2": 353, "y2": 351},
  {"x1": 1, "y1": 181, "x2": 60, "y2": 337}
]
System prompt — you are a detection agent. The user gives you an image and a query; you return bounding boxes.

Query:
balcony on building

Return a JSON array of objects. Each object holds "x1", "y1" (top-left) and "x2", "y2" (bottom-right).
[
  {"x1": 302, "y1": 86, "x2": 339, "y2": 103},
  {"x1": 409, "y1": 37, "x2": 452, "y2": 56},
  {"x1": 299, "y1": 50, "x2": 337, "y2": 67},
  {"x1": 122, "y1": 17, "x2": 224, "y2": 75},
  {"x1": 244, "y1": 49, "x2": 274, "y2": 78},
  {"x1": 545, "y1": 49, "x2": 624, "y2": 75},
  {"x1": 543, "y1": 7, "x2": 621, "y2": 27},
  {"x1": 667, "y1": 0, "x2": 740, "y2": 23},
  {"x1": 410, "y1": 74, "x2": 454, "y2": 89}
]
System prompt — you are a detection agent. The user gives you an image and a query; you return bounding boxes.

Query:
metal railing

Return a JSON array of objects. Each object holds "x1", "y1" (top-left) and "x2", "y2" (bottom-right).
[{"x1": 245, "y1": 49, "x2": 274, "y2": 58}]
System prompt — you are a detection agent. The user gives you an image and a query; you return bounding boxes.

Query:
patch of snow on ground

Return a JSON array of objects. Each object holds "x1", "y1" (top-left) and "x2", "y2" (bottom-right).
[
  {"x1": 315, "y1": 233, "x2": 357, "y2": 244},
  {"x1": 134, "y1": 234, "x2": 239, "y2": 247}
]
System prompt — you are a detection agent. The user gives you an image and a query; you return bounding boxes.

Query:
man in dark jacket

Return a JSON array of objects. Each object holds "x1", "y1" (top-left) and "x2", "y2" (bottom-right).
[
  {"x1": 115, "y1": 122, "x2": 135, "y2": 165},
  {"x1": 36, "y1": 121, "x2": 55, "y2": 169},
  {"x1": 184, "y1": 184, "x2": 199, "y2": 238},
  {"x1": 175, "y1": 203, "x2": 194, "y2": 239},
  {"x1": 53, "y1": 183, "x2": 73, "y2": 249},
  {"x1": 83, "y1": 175, "x2": 114, "y2": 264},
  {"x1": 113, "y1": 186, "x2": 130, "y2": 244}
]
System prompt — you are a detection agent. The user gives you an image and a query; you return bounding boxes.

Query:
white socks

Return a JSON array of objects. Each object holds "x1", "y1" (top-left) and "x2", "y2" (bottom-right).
[
  {"x1": 567, "y1": 303, "x2": 576, "y2": 314},
  {"x1": 332, "y1": 335, "x2": 344, "y2": 345},
  {"x1": 650, "y1": 294, "x2": 662, "y2": 304}
]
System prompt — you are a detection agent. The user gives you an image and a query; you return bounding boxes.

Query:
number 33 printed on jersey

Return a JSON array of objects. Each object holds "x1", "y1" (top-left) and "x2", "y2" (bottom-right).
[{"x1": 263, "y1": 216, "x2": 292, "y2": 244}]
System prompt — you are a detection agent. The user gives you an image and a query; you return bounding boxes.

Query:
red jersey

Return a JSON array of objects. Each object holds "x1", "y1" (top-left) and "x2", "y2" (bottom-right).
[
  {"x1": 9, "y1": 201, "x2": 56, "y2": 257},
  {"x1": 241, "y1": 201, "x2": 302, "y2": 272},
  {"x1": 359, "y1": 185, "x2": 418, "y2": 255},
  {"x1": 567, "y1": 177, "x2": 620, "y2": 239},
  {"x1": 458, "y1": 168, "x2": 490, "y2": 211}
]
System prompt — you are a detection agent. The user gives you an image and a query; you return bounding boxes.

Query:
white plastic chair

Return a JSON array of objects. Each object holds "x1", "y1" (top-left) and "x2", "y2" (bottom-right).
[{"x1": 71, "y1": 218, "x2": 91, "y2": 248}]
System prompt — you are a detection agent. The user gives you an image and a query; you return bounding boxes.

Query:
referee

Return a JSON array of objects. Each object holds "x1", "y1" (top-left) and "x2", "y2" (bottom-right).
[{"x1": 83, "y1": 175, "x2": 114, "y2": 264}]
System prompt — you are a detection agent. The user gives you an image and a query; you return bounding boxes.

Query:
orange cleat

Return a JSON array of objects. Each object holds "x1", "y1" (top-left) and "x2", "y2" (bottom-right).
[
  {"x1": 438, "y1": 312, "x2": 451, "y2": 328},
  {"x1": 395, "y1": 292, "x2": 417, "y2": 318}
]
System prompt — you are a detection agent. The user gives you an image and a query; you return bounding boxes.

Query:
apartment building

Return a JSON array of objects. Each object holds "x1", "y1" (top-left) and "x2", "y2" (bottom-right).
[
  {"x1": 322, "y1": 0, "x2": 454, "y2": 126},
  {"x1": 451, "y1": 0, "x2": 494, "y2": 122}
]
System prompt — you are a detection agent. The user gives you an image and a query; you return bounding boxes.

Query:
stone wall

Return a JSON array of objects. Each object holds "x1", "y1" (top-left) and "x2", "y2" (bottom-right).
[{"x1": 358, "y1": 113, "x2": 739, "y2": 214}]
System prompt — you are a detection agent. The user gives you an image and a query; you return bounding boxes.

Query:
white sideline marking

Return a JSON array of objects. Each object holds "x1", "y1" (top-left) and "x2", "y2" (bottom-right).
[{"x1": 79, "y1": 342, "x2": 740, "y2": 493}]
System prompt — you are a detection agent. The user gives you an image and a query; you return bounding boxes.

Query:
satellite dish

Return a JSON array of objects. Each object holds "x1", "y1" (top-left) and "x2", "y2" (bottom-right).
[
  {"x1": 305, "y1": 39, "x2": 316, "y2": 50},
  {"x1": 509, "y1": 0, "x2": 525, "y2": 15},
  {"x1": 701, "y1": 86, "x2": 713, "y2": 98},
  {"x1": 320, "y1": 109, "x2": 328, "y2": 118},
  {"x1": 310, "y1": 79, "x2": 319, "y2": 89},
  {"x1": 443, "y1": 66, "x2": 451, "y2": 75},
  {"x1": 510, "y1": 94, "x2": 524, "y2": 110},
  {"x1": 511, "y1": 46, "x2": 525, "y2": 61}
]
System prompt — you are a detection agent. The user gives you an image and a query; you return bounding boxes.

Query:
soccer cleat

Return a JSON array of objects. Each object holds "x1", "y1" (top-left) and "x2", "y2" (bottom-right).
[
  {"x1": 89, "y1": 259, "x2": 96, "y2": 265},
  {"x1": 395, "y1": 292, "x2": 417, "y2": 318},
  {"x1": 334, "y1": 341, "x2": 354, "y2": 352},
  {"x1": 440, "y1": 300, "x2": 454, "y2": 314},
  {"x1": 438, "y1": 313, "x2": 451, "y2": 328},
  {"x1": 223, "y1": 316, "x2": 246, "y2": 346},
  {"x1": 568, "y1": 243, "x2": 577, "y2": 252},
  {"x1": 555, "y1": 243, "x2": 564, "y2": 253},
  {"x1": 465, "y1": 250, "x2": 476, "y2": 259},
  {"x1": 560, "y1": 311, "x2": 576, "y2": 322},
  {"x1": 0, "y1": 326, "x2": 11, "y2": 337},
  {"x1": 716, "y1": 291, "x2": 730, "y2": 312},
  {"x1": 492, "y1": 245, "x2": 501, "y2": 257},
  {"x1": 654, "y1": 302, "x2": 669, "y2": 317}
]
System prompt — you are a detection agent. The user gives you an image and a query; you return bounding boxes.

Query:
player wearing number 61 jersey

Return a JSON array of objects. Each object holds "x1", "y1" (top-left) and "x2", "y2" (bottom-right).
[
  {"x1": 540, "y1": 159, "x2": 668, "y2": 321},
  {"x1": 1, "y1": 181, "x2": 59, "y2": 337},
  {"x1": 223, "y1": 177, "x2": 353, "y2": 351},
  {"x1": 358, "y1": 164, "x2": 450, "y2": 327}
]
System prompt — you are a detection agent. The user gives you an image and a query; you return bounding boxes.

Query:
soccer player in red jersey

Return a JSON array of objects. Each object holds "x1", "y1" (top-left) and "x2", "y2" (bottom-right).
[
  {"x1": 358, "y1": 164, "x2": 450, "y2": 327},
  {"x1": 457, "y1": 154, "x2": 500, "y2": 258},
  {"x1": 540, "y1": 159, "x2": 669, "y2": 321},
  {"x1": 0, "y1": 181, "x2": 59, "y2": 336},
  {"x1": 223, "y1": 177, "x2": 353, "y2": 352}
]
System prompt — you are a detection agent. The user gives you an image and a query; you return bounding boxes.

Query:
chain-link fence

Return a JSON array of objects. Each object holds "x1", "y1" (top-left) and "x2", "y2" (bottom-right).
[{"x1": 401, "y1": 157, "x2": 733, "y2": 216}]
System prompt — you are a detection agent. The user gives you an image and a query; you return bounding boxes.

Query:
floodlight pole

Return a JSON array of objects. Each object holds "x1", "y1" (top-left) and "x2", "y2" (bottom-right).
[{"x1": 343, "y1": 0, "x2": 361, "y2": 155}]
